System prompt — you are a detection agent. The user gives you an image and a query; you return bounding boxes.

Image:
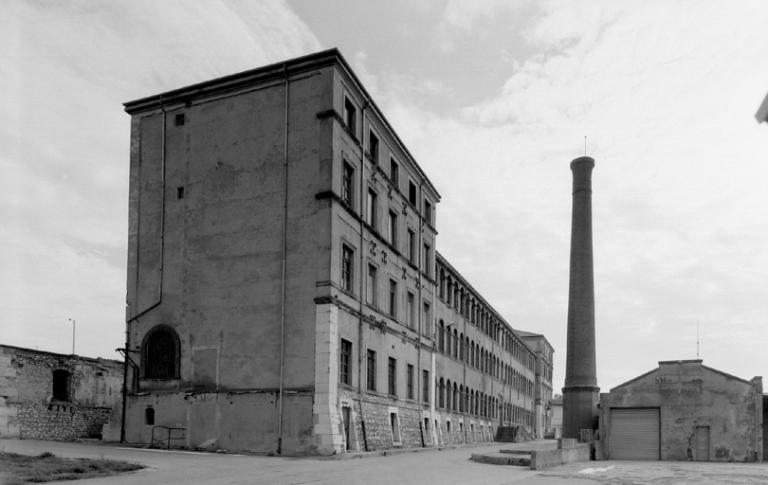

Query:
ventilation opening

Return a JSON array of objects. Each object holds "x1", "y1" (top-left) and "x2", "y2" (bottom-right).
[
  {"x1": 174, "y1": 113, "x2": 185, "y2": 126},
  {"x1": 145, "y1": 407, "x2": 155, "y2": 425}
]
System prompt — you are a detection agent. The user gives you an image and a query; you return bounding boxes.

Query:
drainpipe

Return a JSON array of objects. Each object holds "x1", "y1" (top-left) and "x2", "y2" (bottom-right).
[
  {"x1": 121, "y1": 101, "x2": 168, "y2": 442},
  {"x1": 417, "y1": 182, "x2": 423, "y2": 444},
  {"x1": 357, "y1": 101, "x2": 370, "y2": 452},
  {"x1": 277, "y1": 67, "x2": 290, "y2": 455},
  {"x1": 119, "y1": 328, "x2": 129, "y2": 442}
]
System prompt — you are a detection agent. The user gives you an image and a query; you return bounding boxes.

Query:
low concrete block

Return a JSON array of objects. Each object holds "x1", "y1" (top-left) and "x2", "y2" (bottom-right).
[
  {"x1": 530, "y1": 442, "x2": 590, "y2": 470},
  {"x1": 470, "y1": 452, "x2": 531, "y2": 467}
]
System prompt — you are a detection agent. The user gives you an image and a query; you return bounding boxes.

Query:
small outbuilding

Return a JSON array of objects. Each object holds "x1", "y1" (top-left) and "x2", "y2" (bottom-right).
[{"x1": 599, "y1": 360, "x2": 762, "y2": 462}]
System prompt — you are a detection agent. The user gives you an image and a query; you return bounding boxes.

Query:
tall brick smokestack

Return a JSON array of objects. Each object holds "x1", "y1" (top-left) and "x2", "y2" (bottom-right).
[{"x1": 563, "y1": 156, "x2": 599, "y2": 439}]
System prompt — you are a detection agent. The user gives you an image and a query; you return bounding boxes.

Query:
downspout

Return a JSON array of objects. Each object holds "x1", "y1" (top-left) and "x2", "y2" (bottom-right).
[
  {"x1": 119, "y1": 331, "x2": 129, "y2": 442},
  {"x1": 417, "y1": 181, "x2": 423, "y2": 445},
  {"x1": 357, "y1": 101, "x2": 370, "y2": 452},
  {"x1": 122, "y1": 102, "x2": 168, "y2": 442},
  {"x1": 277, "y1": 67, "x2": 289, "y2": 455}
]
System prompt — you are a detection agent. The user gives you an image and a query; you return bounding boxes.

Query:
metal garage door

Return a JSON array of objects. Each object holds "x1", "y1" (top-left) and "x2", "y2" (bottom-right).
[{"x1": 609, "y1": 408, "x2": 660, "y2": 460}]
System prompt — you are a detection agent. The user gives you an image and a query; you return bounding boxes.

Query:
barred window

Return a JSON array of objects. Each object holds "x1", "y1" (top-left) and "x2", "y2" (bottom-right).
[{"x1": 142, "y1": 326, "x2": 180, "y2": 380}]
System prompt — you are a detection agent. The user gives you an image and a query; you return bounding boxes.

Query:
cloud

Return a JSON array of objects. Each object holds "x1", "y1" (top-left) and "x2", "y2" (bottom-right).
[
  {"x1": 0, "y1": 0, "x2": 321, "y2": 357},
  {"x1": 365, "y1": 1, "x2": 768, "y2": 391}
]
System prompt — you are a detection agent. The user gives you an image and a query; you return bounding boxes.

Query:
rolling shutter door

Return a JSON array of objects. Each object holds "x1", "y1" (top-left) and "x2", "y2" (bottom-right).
[{"x1": 609, "y1": 408, "x2": 660, "y2": 460}]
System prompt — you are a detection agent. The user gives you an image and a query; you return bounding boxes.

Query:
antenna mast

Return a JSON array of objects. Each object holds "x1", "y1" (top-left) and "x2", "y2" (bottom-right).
[{"x1": 696, "y1": 322, "x2": 700, "y2": 359}]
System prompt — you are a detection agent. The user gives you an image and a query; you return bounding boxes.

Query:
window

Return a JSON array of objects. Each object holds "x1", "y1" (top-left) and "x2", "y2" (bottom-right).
[
  {"x1": 366, "y1": 349, "x2": 376, "y2": 391},
  {"x1": 423, "y1": 302, "x2": 431, "y2": 336},
  {"x1": 341, "y1": 244, "x2": 354, "y2": 292},
  {"x1": 408, "y1": 181, "x2": 417, "y2": 206},
  {"x1": 407, "y1": 228, "x2": 416, "y2": 264},
  {"x1": 388, "y1": 210, "x2": 398, "y2": 245},
  {"x1": 145, "y1": 407, "x2": 155, "y2": 425},
  {"x1": 390, "y1": 158, "x2": 399, "y2": 187},
  {"x1": 406, "y1": 292, "x2": 415, "y2": 329},
  {"x1": 423, "y1": 243, "x2": 431, "y2": 275},
  {"x1": 142, "y1": 326, "x2": 180, "y2": 380},
  {"x1": 388, "y1": 279, "x2": 397, "y2": 317},
  {"x1": 388, "y1": 357, "x2": 397, "y2": 396},
  {"x1": 366, "y1": 188, "x2": 377, "y2": 228},
  {"x1": 342, "y1": 161, "x2": 354, "y2": 207},
  {"x1": 340, "y1": 339, "x2": 352, "y2": 385},
  {"x1": 424, "y1": 199, "x2": 432, "y2": 225},
  {"x1": 438, "y1": 320, "x2": 445, "y2": 353},
  {"x1": 344, "y1": 97, "x2": 356, "y2": 135},
  {"x1": 406, "y1": 364, "x2": 414, "y2": 399},
  {"x1": 390, "y1": 412, "x2": 401, "y2": 443},
  {"x1": 366, "y1": 264, "x2": 377, "y2": 306},
  {"x1": 368, "y1": 130, "x2": 379, "y2": 163},
  {"x1": 422, "y1": 370, "x2": 430, "y2": 403},
  {"x1": 52, "y1": 369, "x2": 71, "y2": 401}
]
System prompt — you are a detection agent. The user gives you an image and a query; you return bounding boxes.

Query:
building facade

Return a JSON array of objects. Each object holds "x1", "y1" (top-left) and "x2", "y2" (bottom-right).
[
  {"x1": 122, "y1": 49, "x2": 550, "y2": 455},
  {"x1": 0, "y1": 345, "x2": 123, "y2": 441},
  {"x1": 599, "y1": 360, "x2": 763, "y2": 462},
  {"x1": 517, "y1": 331, "x2": 554, "y2": 438}
]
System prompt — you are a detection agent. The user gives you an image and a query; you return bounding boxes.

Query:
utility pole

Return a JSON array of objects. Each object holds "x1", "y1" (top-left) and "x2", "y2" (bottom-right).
[{"x1": 68, "y1": 318, "x2": 76, "y2": 354}]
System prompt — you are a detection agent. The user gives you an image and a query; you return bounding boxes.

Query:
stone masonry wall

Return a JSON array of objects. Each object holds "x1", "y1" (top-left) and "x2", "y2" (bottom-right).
[{"x1": 0, "y1": 345, "x2": 123, "y2": 440}]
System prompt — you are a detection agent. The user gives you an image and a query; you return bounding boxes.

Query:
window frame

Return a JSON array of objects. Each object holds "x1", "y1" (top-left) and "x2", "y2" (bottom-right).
[
  {"x1": 341, "y1": 244, "x2": 354, "y2": 292},
  {"x1": 366, "y1": 349, "x2": 377, "y2": 391},
  {"x1": 340, "y1": 339, "x2": 353, "y2": 386}
]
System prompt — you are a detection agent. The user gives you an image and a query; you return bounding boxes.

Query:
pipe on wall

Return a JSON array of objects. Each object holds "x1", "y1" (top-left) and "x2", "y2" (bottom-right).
[
  {"x1": 357, "y1": 100, "x2": 370, "y2": 452},
  {"x1": 277, "y1": 67, "x2": 290, "y2": 455}
]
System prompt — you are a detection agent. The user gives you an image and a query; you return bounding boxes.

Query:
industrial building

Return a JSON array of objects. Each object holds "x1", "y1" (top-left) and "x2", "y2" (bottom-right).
[
  {"x1": 121, "y1": 48, "x2": 553, "y2": 455},
  {"x1": 599, "y1": 360, "x2": 763, "y2": 461}
]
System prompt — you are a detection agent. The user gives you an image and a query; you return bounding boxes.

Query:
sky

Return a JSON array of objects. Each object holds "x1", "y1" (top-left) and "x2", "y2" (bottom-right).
[{"x1": 2, "y1": 0, "x2": 767, "y2": 394}]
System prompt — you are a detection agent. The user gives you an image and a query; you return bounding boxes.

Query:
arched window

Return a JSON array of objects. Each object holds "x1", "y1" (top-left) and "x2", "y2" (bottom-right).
[
  {"x1": 453, "y1": 329, "x2": 458, "y2": 359},
  {"x1": 439, "y1": 269, "x2": 445, "y2": 299},
  {"x1": 452, "y1": 383, "x2": 458, "y2": 411},
  {"x1": 438, "y1": 320, "x2": 445, "y2": 353},
  {"x1": 446, "y1": 379, "x2": 452, "y2": 410},
  {"x1": 142, "y1": 325, "x2": 180, "y2": 380},
  {"x1": 439, "y1": 378, "x2": 445, "y2": 408},
  {"x1": 470, "y1": 341, "x2": 475, "y2": 367},
  {"x1": 52, "y1": 369, "x2": 71, "y2": 401}
]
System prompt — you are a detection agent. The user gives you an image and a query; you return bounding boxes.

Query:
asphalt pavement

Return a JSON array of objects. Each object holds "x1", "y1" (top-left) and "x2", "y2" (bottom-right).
[{"x1": 3, "y1": 438, "x2": 768, "y2": 484}]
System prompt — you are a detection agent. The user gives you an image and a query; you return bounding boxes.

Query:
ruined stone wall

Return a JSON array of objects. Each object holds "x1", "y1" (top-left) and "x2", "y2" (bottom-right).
[
  {"x1": 0, "y1": 345, "x2": 123, "y2": 440},
  {"x1": 17, "y1": 403, "x2": 112, "y2": 440}
]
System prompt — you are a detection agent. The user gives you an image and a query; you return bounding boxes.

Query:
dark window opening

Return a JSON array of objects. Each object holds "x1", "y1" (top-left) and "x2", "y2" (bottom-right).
[
  {"x1": 145, "y1": 407, "x2": 155, "y2": 425},
  {"x1": 366, "y1": 349, "x2": 376, "y2": 391},
  {"x1": 52, "y1": 369, "x2": 71, "y2": 401},
  {"x1": 142, "y1": 326, "x2": 180, "y2": 380},
  {"x1": 340, "y1": 339, "x2": 352, "y2": 385},
  {"x1": 390, "y1": 159, "x2": 399, "y2": 187},
  {"x1": 341, "y1": 244, "x2": 354, "y2": 292},
  {"x1": 369, "y1": 130, "x2": 379, "y2": 163},
  {"x1": 342, "y1": 161, "x2": 354, "y2": 207},
  {"x1": 177, "y1": 186, "x2": 184, "y2": 199},
  {"x1": 388, "y1": 357, "x2": 397, "y2": 396},
  {"x1": 408, "y1": 181, "x2": 417, "y2": 206},
  {"x1": 174, "y1": 113, "x2": 185, "y2": 126},
  {"x1": 344, "y1": 97, "x2": 356, "y2": 134}
]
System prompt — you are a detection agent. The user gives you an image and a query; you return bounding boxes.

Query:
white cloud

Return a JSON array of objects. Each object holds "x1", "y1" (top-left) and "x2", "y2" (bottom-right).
[
  {"x1": 369, "y1": 1, "x2": 768, "y2": 391},
  {"x1": 0, "y1": 0, "x2": 321, "y2": 357}
]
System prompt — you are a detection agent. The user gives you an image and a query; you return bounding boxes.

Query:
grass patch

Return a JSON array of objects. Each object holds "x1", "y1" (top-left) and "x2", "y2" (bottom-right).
[{"x1": 0, "y1": 451, "x2": 143, "y2": 484}]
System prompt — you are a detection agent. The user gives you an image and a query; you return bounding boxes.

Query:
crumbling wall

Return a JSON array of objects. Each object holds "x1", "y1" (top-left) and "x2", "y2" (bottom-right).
[{"x1": 0, "y1": 345, "x2": 123, "y2": 440}]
